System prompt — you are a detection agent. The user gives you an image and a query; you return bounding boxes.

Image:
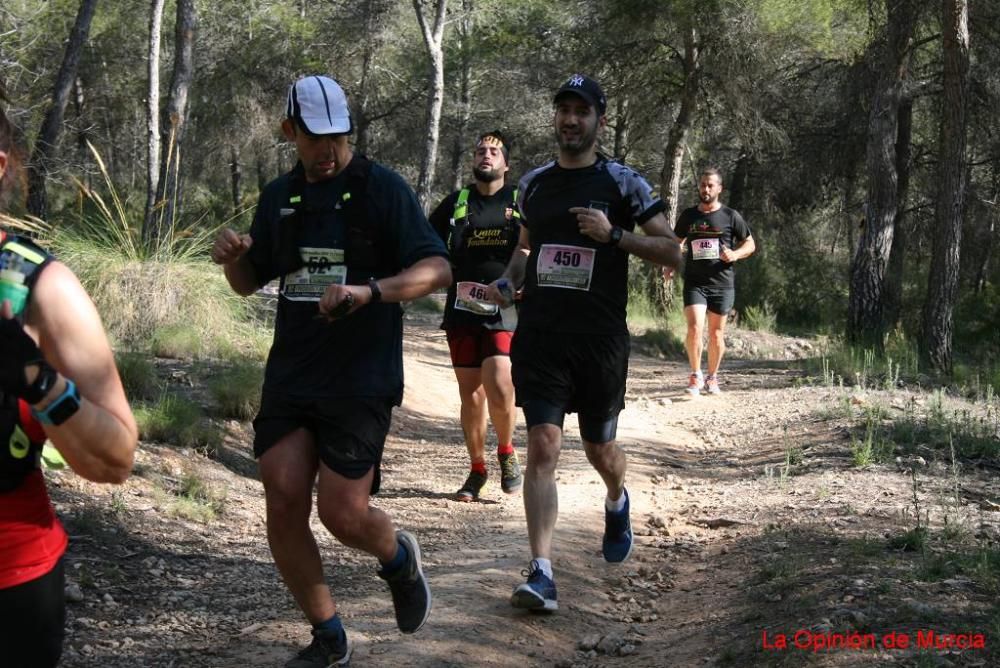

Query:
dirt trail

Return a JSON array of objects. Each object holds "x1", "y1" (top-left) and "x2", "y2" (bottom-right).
[{"x1": 51, "y1": 313, "x2": 1000, "y2": 667}]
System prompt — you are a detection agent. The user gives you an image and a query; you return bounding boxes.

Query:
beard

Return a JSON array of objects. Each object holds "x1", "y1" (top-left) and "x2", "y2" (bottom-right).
[
  {"x1": 555, "y1": 123, "x2": 598, "y2": 155},
  {"x1": 473, "y1": 166, "x2": 505, "y2": 183}
]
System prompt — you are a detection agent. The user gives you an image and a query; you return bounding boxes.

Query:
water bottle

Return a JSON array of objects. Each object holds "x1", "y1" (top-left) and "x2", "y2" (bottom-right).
[
  {"x1": 0, "y1": 252, "x2": 28, "y2": 316},
  {"x1": 496, "y1": 278, "x2": 515, "y2": 308},
  {"x1": 496, "y1": 278, "x2": 517, "y2": 329}
]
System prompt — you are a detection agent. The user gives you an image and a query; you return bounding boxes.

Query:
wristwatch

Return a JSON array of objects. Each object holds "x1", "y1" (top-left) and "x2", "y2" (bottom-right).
[
  {"x1": 607, "y1": 226, "x2": 624, "y2": 247},
  {"x1": 32, "y1": 378, "x2": 81, "y2": 426},
  {"x1": 368, "y1": 278, "x2": 382, "y2": 303}
]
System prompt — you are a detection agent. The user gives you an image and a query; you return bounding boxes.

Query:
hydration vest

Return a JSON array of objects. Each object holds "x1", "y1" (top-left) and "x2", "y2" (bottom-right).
[
  {"x1": 0, "y1": 232, "x2": 52, "y2": 492},
  {"x1": 447, "y1": 185, "x2": 520, "y2": 256},
  {"x1": 271, "y1": 155, "x2": 395, "y2": 280}
]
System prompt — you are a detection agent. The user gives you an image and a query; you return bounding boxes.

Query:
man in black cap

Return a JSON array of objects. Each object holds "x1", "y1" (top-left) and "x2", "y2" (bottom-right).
[
  {"x1": 429, "y1": 130, "x2": 524, "y2": 503},
  {"x1": 488, "y1": 74, "x2": 682, "y2": 612},
  {"x1": 211, "y1": 74, "x2": 451, "y2": 666}
]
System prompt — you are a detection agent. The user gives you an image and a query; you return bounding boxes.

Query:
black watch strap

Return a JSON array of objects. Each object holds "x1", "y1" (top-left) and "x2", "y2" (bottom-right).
[
  {"x1": 23, "y1": 362, "x2": 58, "y2": 405},
  {"x1": 368, "y1": 278, "x2": 382, "y2": 303},
  {"x1": 607, "y1": 226, "x2": 624, "y2": 247}
]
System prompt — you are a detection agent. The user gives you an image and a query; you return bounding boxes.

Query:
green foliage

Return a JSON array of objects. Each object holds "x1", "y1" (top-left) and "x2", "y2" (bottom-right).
[
  {"x1": 886, "y1": 392, "x2": 1000, "y2": 459},
  {"x1": 406, "y1": 295, "x2": 444, "y2": 314},
  {"x1": 51, "y1": 227, "x2": 265, "y2": 358},
  {"x1": 887, "y1": 526, "x2": 928, "y2": 552},
  {"x1": 115, "y1": 351, "x2": 160, "y2": 401},
  {"x1": 850, "y1": 408, "x2": 894, "y2": 467},
  {"x1": 134, "y1": 395, "x2": 220, "y2": 453},
  {"x1": 741, "y1": 301, "x2": 777, "y2": 333},
  {"x1": 150, "y1": 325, "x2": 202, "y2": 360},
  {"x1": 807, "y1": 334, "x2": 919, "y2": 389},
  {"x1": 209, "y1": 362, "x2": 264, "y2": 420},
  {"x1": 154, "y1": 467, "x2": 226, "y2": 523},
  {"x1": 758, "y1": 0, "x2": 869, "y2": 59}
]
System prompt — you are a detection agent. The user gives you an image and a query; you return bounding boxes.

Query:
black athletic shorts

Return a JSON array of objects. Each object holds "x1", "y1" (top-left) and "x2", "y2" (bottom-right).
[
  {"x1": 0, "y1": 558, "x2": 65, "y2": 668},
  {"x1": 253, "y1": 393, "x2": 394, "y2": 494},
  {"x1": 683, "y1": 284, "x2": 735, "y2": 315},
  {"x1": 511, "y1": 326, "x2": 629, "y2": 420}
]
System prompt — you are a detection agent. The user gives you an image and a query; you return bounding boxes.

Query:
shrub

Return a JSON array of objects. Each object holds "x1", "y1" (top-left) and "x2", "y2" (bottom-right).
[
  {"x1": 115, "y1": 351, "x2": 160, "y2": 401},
  {"x1": 209, "y1": 362, "x2": 264, "y2": 420}
]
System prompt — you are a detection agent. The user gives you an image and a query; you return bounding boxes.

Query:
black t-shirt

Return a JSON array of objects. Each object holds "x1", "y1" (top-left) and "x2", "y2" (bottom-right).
[
  {"x1": 245, "y1": 160, "x2": 447, "y2": 401},
  {"x1": 429, "y1": 184, "x2": 520, "y2": 330},
  {"x1": 674, "y1": 205, "x2": 752, "y2": 290},
  {"x1": 516, "y1": 157, "x2": 665, "y2": 335}
]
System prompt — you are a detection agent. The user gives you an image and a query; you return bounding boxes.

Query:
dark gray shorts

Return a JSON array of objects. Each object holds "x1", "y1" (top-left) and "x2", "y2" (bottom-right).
[
  {"x1": 683, "y1": 285, "x2": 735, "y2": 315},
  {"x1": 253, "y1": 393, "x2": 394, "y2": 494}
]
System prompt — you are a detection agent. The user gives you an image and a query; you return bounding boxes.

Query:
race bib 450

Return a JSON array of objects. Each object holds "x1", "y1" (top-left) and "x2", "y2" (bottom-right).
[{"x1": 536, "y1": 244, "x2": 596, "y2": 291}]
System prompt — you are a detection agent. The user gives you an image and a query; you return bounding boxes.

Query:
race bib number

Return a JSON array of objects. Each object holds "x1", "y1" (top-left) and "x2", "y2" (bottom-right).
[
  {"x1": 536, "y1": 244, "x2": 596, "y2": 291},
  {"x1": 691, "y1": 238, "x2": 720, "y2": 261},
  {"x1": 455, "y1": 281, "x2": 499, "y2": 315},
  {"x1": 283, "y1": 247, "x2": 347, "y2": 301}
]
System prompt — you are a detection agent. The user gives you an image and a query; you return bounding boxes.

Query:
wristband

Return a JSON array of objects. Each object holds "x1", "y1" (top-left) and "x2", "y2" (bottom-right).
[
  {"x1": 368, "y1": 278, "x2": 382, "y2": 303},
  {"x1": 23, "y1": 362, "x2": 58, "y2": 405},
  {"x1": 607, "y1": 226, "x2": 623, "y2": 247},
  {"x1": 32, "y1": 378, "x2": 81, "y2": 426}
]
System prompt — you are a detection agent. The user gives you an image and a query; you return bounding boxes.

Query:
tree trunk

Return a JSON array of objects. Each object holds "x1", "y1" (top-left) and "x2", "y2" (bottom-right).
[
  {"x1": 412, "y1": 0, "x2": 448, "y2": 211},
  {"x1": 355, "y1": 0, "x2": 391, "y2": 155},
  {"x1": 847, "y1": 0, "x2": 918, "y2": 348},
  {"x1": 921, "y1": 0, "x2": 970, "y2": 372},
  {"x1": 659, "y1": 26, "x2": 700, "y2": 230},
  {"x1": 973, "y1": 172, "x2": 998, "y2": 293},
  {"x1": 142, "y1": 0, "x2": 166, "y2": 247},
  {"x1": 612, "y1": 95, "x2": 630, "y2": 161},
  {"x1": 449, "y1": 0, "x2": 473, "y2": 191},
  {"x1": 25, "y1": 0, "x2": 99, "y2": 221},
  {"x1": 727, "y1": 152, "x2": 750, "y2": 214},
  {"x1": 230, "y1": 144, "x2": 241, "y2": 216},
  {"x1": 883, "y1": 98, "x2": 914, "y2": 332},
  {"x1": 150, "y1": 0, "x2": 196, "y2": 243}
]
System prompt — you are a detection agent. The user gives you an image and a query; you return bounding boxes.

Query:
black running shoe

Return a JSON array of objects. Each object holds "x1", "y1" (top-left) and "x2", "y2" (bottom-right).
[
  {"x1": 378, "y1": 530, "x2": 432, "y2": 633},
  {"x1": 286, "y1": 627, "x2": 352, "y2": 667},
  {"x1": 498, "y1": 451, "x2": 523, "y2": 494},
  {"x1": 455, "y1": 470, "x2": 488, "y2": 502}
]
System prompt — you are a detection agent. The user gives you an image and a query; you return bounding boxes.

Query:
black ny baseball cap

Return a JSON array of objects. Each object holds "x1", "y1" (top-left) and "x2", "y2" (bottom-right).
[{"x1": 553, "y1": 74, "x2": 607, "y2": 116}]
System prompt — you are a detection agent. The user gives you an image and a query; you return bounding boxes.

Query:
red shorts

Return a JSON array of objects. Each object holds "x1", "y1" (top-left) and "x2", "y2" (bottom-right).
[
  {"x1": 0, "y1": 470, "x2": 68, "y2": 590},
  {"x1": 446, "y1": 326, "x2": 513, "y2": 368}
]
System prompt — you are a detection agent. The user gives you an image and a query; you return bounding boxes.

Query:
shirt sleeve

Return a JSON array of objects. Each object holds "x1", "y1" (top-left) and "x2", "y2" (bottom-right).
[
  {"x1": 374, "y1": 167, "x2": 449, "y2": 269},
  {"x1": 244, "y1": 181, "x2": 283, "y2": 286},
  {"x1": 731, "y1": 209, "x2": 752, "y2": 242},
  {"x1": 611, "y1": 163, "x2": 666, "y2": 226},
  {"x1": 674, "y1": 209, "x2": 692, "y2": 240}
]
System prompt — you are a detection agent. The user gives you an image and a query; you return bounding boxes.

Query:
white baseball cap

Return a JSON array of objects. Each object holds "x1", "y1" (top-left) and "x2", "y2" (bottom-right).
[{"x1": 285, "y1": 75, "x2": 353, "y2": 136}]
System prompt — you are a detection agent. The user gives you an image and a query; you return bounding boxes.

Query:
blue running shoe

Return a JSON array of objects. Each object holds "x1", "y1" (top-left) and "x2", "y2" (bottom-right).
[
  {"x1": 510, "y1": 560, "x2": 558, "y2": 612},
  {"x1": 602, "y1": 487, "x2": 634, "y2": 563}
]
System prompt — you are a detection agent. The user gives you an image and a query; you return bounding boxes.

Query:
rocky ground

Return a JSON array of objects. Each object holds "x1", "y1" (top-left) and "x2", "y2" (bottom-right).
[{"x1": 48, "y1": 311, "x2": 1000, "y2": 667}]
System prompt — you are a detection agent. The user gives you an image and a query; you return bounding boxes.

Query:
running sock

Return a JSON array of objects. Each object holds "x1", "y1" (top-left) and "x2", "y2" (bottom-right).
[
  {"x1": 605, "y1": 489, "x2": 626, "y2": 513},
  {"x1": 314, "y1": 613, "x2": 345, "y2": 635},
  {"x1": 497, "y1": 443, "x2": 515, "y2": 456},
  {"x1": 533, "y1": 557, "x2": 553, "y2": 580},
  {"x1": 471, "y1": 460, "x2": 488, "y2": 475},
  {"x1": 379, "y1": 538, "x2": 410, "y2": 576}
]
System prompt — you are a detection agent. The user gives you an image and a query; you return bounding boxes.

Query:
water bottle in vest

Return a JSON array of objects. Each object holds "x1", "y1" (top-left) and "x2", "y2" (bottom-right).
[{"x1": 0, "y1": 251, "x2": 28, "y2": 315}]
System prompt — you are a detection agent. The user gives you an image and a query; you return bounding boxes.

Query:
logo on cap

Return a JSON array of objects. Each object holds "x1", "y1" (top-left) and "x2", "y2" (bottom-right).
[{"x1": 569, "y1": 75, "x2": 585, "y2": 87}]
